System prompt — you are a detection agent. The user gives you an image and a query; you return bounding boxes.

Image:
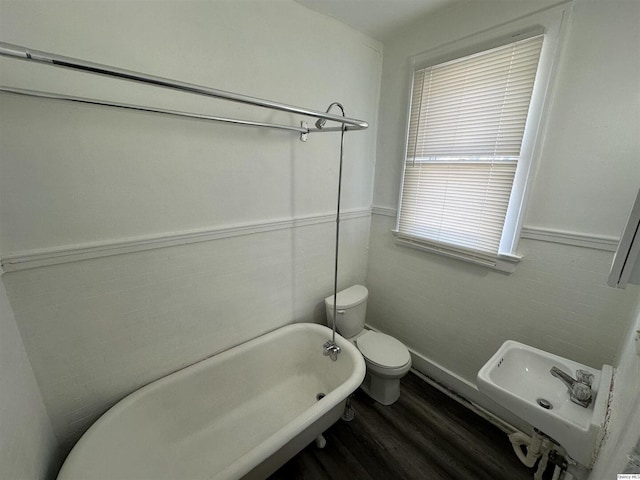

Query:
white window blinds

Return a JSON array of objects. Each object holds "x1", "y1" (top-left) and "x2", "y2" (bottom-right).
[{"x1": 397, "y1": 35, "x2": 544, "y2": 261}]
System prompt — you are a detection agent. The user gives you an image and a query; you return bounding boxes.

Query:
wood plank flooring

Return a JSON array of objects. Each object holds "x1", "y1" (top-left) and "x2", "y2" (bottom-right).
[{"x1": 269, "y1": 372, "x2": 533, "y2": 480}]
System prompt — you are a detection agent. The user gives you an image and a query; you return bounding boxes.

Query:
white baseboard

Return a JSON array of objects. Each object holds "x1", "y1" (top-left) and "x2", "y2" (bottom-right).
[
  {"x1": 406, "y1": 347, "x2": 532, "y2": 435},
  {"x1": 364, "y1": 322, "x2": 532, "y2": 435}
]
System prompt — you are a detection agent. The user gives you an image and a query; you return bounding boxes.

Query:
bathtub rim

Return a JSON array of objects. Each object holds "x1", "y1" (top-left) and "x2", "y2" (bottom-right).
[{"x1": 57, "y1": 322, "x2": 365, "y2": 480}]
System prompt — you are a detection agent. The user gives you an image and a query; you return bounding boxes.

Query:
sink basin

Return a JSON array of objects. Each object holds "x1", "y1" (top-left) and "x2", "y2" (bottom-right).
[{"x1": 477, "y1": 340, "x2": 613, "y2": 467}]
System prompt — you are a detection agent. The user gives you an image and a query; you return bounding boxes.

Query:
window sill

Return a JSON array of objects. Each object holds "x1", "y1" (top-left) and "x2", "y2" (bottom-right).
[{"x1": 393, "y1": 232, "x2": 521, "y2": 274}]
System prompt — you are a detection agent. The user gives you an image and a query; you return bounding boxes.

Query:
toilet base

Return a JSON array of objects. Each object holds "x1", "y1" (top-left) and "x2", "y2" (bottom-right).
[{"x1": 360, "y1": 372, "x2": 401, "y2": 405}]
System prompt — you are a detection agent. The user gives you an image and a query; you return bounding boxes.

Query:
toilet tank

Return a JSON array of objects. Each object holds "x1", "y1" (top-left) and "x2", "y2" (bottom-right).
[{"x1": 324, "y1": 285, "x2": 368, "y2": 339}]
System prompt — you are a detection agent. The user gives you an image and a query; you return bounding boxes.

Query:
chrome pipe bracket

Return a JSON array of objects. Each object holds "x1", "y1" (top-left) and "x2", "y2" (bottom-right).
[{"x1": 300, "y1": 121, "x2": 308, "y2": 142}]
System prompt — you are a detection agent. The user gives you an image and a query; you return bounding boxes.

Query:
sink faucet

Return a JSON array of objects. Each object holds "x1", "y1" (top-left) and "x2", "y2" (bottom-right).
[
  {"x1": 323, "y1": 340, "x2": 341, "y2": 361},
  {"x1": 550, "y1": 366, "x2": 592, "y2": 408}
]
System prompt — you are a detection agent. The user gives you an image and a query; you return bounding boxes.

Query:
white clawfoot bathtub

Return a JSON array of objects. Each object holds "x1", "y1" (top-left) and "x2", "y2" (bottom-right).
[{"x1": 57, "y1": 323, "x2": 365, "y2": 480}]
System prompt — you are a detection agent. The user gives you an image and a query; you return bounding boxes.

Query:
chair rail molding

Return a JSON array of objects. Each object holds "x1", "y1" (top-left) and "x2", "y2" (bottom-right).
[
  {"x1": 0, "y1": 208, "x2": 372, "y2": 272},
  {"x1": 371, "y1": 206, "x2": 619, "y2": 252}
]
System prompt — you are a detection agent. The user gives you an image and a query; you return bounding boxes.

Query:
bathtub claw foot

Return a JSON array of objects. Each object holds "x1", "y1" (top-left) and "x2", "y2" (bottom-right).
[
  {"x1": 341, "y1": 397, "x2": 355, "y2": 422},
  {"x1": 315, "y1": 434, "x2": 327, "y2": 449}
]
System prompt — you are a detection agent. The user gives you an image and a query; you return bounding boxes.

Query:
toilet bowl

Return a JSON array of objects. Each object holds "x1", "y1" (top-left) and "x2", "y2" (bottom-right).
[{"x1": 325, "y1": 285, "x2": 411, "y2": 405}]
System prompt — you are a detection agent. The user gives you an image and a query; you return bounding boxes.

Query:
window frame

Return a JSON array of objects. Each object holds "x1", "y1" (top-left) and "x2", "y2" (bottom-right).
[{"x1": 394, "y1": 2, "x2": 572, "y2": 273}]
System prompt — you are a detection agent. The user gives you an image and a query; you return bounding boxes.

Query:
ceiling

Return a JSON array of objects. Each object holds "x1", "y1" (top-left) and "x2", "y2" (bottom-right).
[{"x1": 294, "y1": 0, "x2": 456, "y2": 41}]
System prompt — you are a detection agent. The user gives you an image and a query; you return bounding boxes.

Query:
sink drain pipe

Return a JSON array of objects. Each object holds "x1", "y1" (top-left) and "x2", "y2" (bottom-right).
[
  {"x1": 509, "y1": 430, "x2": 544, "y2": 468},
  {"x1": 510, "y1": 430, "x2": 555, "y2": 480},
  {"x1": 510, "y1": 430, "x2": 590, "y2": 480}
]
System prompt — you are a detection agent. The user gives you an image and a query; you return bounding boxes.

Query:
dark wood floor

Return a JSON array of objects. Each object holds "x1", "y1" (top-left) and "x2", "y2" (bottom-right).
[{"x1": 269, "y1": 372, "x2": 533, "y2": 480}]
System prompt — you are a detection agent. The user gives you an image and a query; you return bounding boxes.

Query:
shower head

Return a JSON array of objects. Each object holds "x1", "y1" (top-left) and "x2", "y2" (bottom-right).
[{"x1": 315, "y1": 118, "x2": 327, "y2": 129}]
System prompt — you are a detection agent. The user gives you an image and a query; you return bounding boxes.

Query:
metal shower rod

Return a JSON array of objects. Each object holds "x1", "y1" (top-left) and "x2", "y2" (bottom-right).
[
  {"x1": 0, "y1": 86, "x2": 312, "y2": 135},
  {"x1": 0, "y1": 41, "x2": 368, "y2": 138}
]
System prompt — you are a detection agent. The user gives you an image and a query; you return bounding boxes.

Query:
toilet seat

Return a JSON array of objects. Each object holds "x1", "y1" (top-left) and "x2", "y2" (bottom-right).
[{"x1": 357, "y1": 331, "x2": 410, "y2": 369}]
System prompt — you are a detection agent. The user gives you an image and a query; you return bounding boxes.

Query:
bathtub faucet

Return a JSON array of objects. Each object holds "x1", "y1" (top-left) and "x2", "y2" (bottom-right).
[{"x1": 323, "y1": 340, "x2": 341, "y2": 361}]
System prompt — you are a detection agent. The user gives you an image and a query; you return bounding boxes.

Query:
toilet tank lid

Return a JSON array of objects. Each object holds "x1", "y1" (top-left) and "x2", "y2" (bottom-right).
[{"x1": 324, "y1": 285, "x2": 368, "y2": 309}]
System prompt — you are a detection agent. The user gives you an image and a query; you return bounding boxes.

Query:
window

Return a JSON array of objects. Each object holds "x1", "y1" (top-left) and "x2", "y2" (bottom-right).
[{"x1": 394, "y1": 5, "x2": 570, "y2": 272}]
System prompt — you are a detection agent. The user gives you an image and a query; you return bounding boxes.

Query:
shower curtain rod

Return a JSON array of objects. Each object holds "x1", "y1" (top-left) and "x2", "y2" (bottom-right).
[
  {"x1": 0, "y1": 87, "x2": 311, "y2": 134},
  {"x1": 0, "y1": 41, "x2": 369, "y2": 138}
]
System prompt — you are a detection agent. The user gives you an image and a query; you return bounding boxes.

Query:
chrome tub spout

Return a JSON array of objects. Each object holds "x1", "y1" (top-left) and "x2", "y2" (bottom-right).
[{"x1": 323, "y1": 341, "x2": 341, "y2": 362}]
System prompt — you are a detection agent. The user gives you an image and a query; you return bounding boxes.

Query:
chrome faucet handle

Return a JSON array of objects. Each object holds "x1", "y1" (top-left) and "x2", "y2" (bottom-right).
[
  {"x1": 550, "y1": 366, "x2": 592, "y2": 408},
  {"x1": 576, "y1": 369, "x2": 594, "y2": 387},
  {"x1": 323, "y1": 340, "x2": 341, "y2": 361},
  {"x1": 572, "y1": 382, "x2": 592, "y2": 402}
]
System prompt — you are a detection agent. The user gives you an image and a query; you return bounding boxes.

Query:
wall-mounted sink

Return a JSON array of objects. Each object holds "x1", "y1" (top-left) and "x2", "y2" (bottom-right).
[{"x1": 477, "y1": 340, "x2": 613, "y2": 467}]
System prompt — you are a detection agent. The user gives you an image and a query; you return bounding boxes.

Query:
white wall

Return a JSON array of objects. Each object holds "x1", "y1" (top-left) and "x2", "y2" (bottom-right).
[
  {"x1": 373, "y1": 0, "x2": 640, "y2": 235},
  {"x1": 0, "y1": 280, "x2": 60, "y2": 480},
  {"x1": 2, "y1": 0, "x2": 638, "y2": 474},
  {"x1": 3, "y1": 218, "x2": 371, "y2": 449},
  {"x1": 524, "y1": 0, "x2": 640, "y2": 235},
  {"x1": 0, "y1": 0, "x2": 381, "y2": 453},
  {"x1": 0, "y1": 0, "x2": 381, "y2": 252},
  {"x1": 369, "y1": 216, "x2": 636, "y2": 376},
  {"x1": 589, "y1": 294, "x2": 640, "y2": 477},
  {"x1": 366, "y1": 0, "x2": 640, "y2": 464}
]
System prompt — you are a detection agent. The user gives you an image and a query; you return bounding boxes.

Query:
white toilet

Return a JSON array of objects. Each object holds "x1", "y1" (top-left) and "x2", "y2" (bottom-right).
[{"x1": 325, "y1": 284, "x2": 412, "y2": 405}]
